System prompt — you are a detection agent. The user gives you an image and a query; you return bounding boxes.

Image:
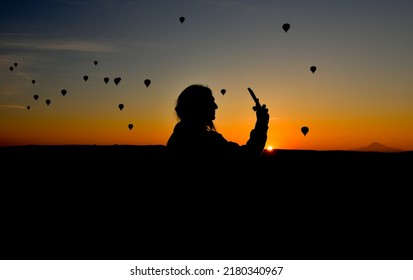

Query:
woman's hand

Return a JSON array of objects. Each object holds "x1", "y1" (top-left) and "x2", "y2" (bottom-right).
[{"x1": 254, "y1": 102, "x2": 269, "y2": 128}]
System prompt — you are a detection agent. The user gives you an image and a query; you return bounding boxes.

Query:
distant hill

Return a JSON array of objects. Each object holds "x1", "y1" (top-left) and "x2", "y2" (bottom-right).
[{"x1": 350, "y1": 142, "x2": 404, "y2": 152}]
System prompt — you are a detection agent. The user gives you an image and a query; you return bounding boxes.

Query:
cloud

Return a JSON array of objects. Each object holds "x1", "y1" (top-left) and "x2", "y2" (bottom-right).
[
  {"x1": 0, "y1": 34, "x2": 116, "y2": 53},
  {"x1": 1, "y1": 40, "x2": 115, "y2": 53},
  {"x1": 54, "y1": 0, "x2": 146, "y2": 10},
  {"x1": 0, "y1": 104, "x2": 28, "y2": 110}
]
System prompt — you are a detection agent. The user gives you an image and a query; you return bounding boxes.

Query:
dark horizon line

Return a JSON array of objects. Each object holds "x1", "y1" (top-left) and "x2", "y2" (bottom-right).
[{"x1": 0, "y1": 143, "x2": 411, "y2": 153}]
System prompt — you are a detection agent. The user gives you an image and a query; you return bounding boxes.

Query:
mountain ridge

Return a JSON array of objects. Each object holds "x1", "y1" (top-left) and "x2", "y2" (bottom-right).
[{"x1": 350, "y1": 142, "x2": 404, "y2": 152}]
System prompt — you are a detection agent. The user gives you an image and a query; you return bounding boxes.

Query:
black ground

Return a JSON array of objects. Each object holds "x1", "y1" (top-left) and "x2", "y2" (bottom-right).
[{"x1": 1, "y1": 145, "x2": 412, "y2": 260}]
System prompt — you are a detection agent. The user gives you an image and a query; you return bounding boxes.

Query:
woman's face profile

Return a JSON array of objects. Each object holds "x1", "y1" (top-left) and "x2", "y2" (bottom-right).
[{"x1": 205, "y1": 94, "x2": 218, "y2": 121}]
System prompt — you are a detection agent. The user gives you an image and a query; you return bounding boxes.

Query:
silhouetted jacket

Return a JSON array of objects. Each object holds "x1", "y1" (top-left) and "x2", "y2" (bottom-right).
[{"x1": 166, "y1": 121, "x2": 268, "y2": 163}]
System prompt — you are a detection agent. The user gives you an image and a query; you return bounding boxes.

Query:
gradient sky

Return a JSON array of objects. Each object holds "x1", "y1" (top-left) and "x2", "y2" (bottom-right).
[{"x1": 1, "y1": 0, "x2": 413, "y2": 150}]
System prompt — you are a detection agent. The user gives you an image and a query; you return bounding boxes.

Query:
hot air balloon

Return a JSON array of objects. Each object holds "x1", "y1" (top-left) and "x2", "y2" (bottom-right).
[
  {"x1": 61, "y1": 89, "x2": 67, "y2": 96},
  {"x1": 301, "y1": 126, "x2": 309, "y2": 136},
  {"x1": 104, "y1": 77, "x2": 109, "y2": 84},
  {"x1": 221, "y1": 89, "x2": 226, "y2": 95},
  {"x1": 45, "y1": 99, "x2": 51, "y2": 106},
  {"x1": 128, "y1": 123, "x2": 133, "y2": 130},
  {"x1": 33, "y1": 94, "x2": 39, "y2": 100},
  {"x1": 27, "y1": 106, "x2": 30, "y2": 110},
  {"x1": 9, "y1": 66, "x2": 14, "y2": 71},
  {"x1": 14, "y1": 62, "x2": 18, "y2": 67},
  {"x1": 144, "y1": 79, "x2": 151, "y2": 87},
  {"x1": 282, "y1": 23, "x2": 290, "y2": 32},
  {"x1": 94, "y1": 60, "x2": 98, "y2": 66},
  {"x1": 83, "y1": 75, "x2": 89, "y2": 82},
  {"x1": 114, "y1": 77, "x2": 121, "y2": 86},
  {"x1": 32, "y1": 80, "x2": 36, "y2": 84},
  {"x1": 118, "y1": 104, "x2": 124, "y2": 111},
  {"x1": 179, "y1": 16, "x2": 185, "y2": 24},
  {"x1": 310, "y1": 66, "x2": 317, "y2": 73}
]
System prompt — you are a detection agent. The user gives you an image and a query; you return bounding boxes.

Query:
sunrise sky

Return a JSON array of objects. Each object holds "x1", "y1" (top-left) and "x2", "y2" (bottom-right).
[{"x1": 1, "y1": 0, "x2": 413, "y2": 150}]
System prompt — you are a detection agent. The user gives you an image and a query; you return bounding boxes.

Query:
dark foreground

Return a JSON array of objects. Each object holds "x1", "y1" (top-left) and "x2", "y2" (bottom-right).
[{"x1": 1, "y1": 145, "x2": 412, "y2": 260}]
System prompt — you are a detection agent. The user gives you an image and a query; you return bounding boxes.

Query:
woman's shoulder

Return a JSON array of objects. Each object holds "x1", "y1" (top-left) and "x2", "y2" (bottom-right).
[
  {"x1": 207, "y1": 130, "x2": 226, "y2": 140},
  {"x1": 206, "y1": 131, "x2": 241, "y2": 148}
]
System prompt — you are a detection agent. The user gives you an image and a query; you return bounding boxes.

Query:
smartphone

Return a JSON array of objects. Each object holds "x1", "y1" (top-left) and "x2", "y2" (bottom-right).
[{"x1": 247, "y1": 87, "x2": 261, "y2": 108}]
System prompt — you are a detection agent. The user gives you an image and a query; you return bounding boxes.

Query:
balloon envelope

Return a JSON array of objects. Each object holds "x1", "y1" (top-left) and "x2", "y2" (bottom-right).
[
  {"x1": 179, "y1": 16, "x2": 185, "y2": 24},
  {"x1": 104, "y1": 77, "x2": 109, "y2": 84},
  {"x1": 9, "y1": 66, "x2": 14, "y2": 71},
  {"x1": 221, "y1": 89, "x2": 226, "y2": 95},
  {"x1": 14, "y1": 62, "x2": 18, "y2": 67},
  {"x1": 144, "y1": 79, "x2": 151, "y2": 87},
  {"x1": 282, "y1": 23, "x2": 290, "y2": 32},
  {"x1": 114, "y1": 77, "x2": 121, "y2": 85},
  {"x1": 46, "y1": 99, "x2": 51, "y2": 106},
  {"x1": 128, "y1": 123, "x2": 133, "y2": 130},
  {"x1": 118, "y1": 104, "x2": 124, "y2": 111},
  {"x1": 27, "y1": 106, "x2": 30, "y2": 110},
  {"x1": 32, "y1": 80, "x2": 36, "y2": 84},
  {"x1": 33, "y1": 94, "x2": 39, "y2": 100},
  {"x1": 301, "y1": 126, "x2": 309, "y2": 136},
  {"x1": 94, "y1": 60, "x2": 98, "y2": 65},
  {"x1": 310, "y1": 66, "x2": 317, "y2": 73},
  {"x1": 83, "y1": 75, "x2": 88, "y2": 81},
  {"x1": 61, "y1": 89, "x2": 67, "y2": 96}
]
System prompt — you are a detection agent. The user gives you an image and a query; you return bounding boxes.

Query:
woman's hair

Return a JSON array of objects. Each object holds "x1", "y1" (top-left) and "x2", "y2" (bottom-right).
[{"x1": 175, "y1": 84, "x2": 216, "y2": 131}]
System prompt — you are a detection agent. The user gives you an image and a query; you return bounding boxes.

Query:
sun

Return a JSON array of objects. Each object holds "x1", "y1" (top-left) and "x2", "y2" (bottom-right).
[{"x1": 266, "y1": 145, "x2": 273, "y2": 151}]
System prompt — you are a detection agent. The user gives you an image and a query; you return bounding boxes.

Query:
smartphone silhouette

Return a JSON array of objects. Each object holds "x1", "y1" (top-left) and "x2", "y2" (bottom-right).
[{"x1": 248, "y1": 87, "x2": 261, "y2": 109}]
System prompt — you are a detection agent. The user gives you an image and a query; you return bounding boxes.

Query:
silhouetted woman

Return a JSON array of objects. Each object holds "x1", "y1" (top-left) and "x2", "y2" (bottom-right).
[{"x1": 167, "y1": 84, "x2": 269, "y2": 167}]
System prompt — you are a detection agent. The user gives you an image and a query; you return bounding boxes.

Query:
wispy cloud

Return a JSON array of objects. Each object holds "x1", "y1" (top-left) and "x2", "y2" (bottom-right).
[
  {"x1": 0, "y1": 40, "x2": 116, "y2": 53},
  {"x1": 0, "y1": 33, "x2": 116, "y2": 53},
  {"x1": 54, "y1": 0, "x2": 146, "y2": 10},
  {"x1": 0, "y1": 32, "x2": 38, "y2": 37},
  {"x1": 0, "y1": 104, "x2": 28, "y2": 110}
]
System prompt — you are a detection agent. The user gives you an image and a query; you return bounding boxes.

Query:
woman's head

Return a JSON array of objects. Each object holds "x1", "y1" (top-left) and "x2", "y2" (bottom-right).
[{"x1": 175, "y1": 84, "x2": 218, "y2": 130}]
